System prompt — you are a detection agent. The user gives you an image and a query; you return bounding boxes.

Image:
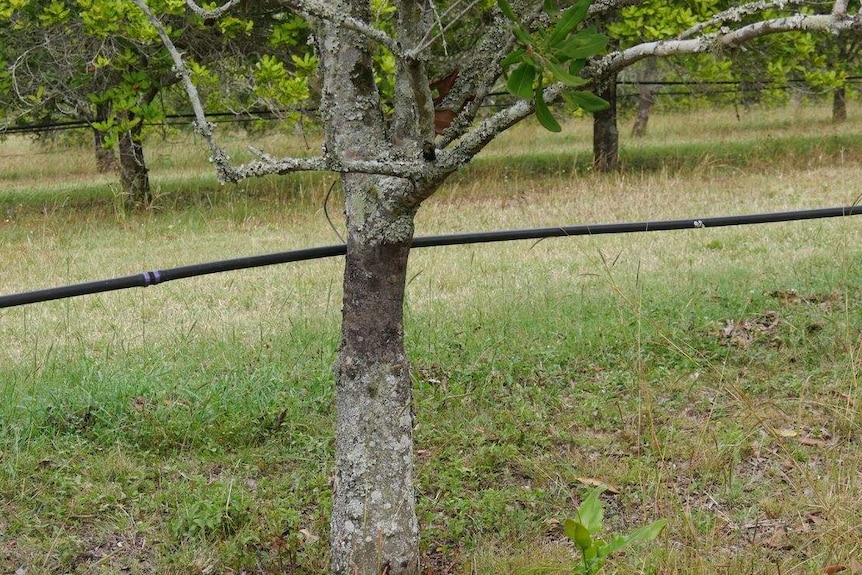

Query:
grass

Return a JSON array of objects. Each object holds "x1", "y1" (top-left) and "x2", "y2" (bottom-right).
[{"x1": 1, "y1": 102, "x2": 861, "y2": 574}]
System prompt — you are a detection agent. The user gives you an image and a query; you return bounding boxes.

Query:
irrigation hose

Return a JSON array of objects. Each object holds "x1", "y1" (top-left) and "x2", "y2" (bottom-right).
[{"x1": 1, "y1": 205, "x2": 859, "y2": 309}]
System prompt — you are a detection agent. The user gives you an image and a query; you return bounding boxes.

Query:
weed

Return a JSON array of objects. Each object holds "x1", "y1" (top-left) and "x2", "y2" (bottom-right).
[{"x1": 565, "y1": 488, "x2": 666, "y2": 575}]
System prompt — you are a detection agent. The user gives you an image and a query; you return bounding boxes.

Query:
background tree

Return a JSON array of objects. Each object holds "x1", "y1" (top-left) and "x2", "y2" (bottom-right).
[
  {"x1": 606, "y1": 0, "x2": 725, "y2": 141},
  {"x1": 0, "y1": 0, "x2": 314, "y2": 205},
  {"x1": 804, "y1": 33, "x2": 862, "y2": 122},
  {"x1": 599, "y1": 0, "x2": 861, "y2": 166},
  {"x1": 133, "y1": 0, "x2": 862, "y2": 573}
]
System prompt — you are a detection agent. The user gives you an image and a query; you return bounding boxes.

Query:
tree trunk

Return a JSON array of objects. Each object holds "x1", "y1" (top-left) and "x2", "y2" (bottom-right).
[
  {"x1": 117, "y1": 116, "x2": 151, "y2": 206},
  {"x1": 93, "y1": 129, "x2": 117, "y2": 173},
  {"x1": 332, "y1": 227, "x2": 419, "y2": 575},
  {"x1": 631, "y1": 58, "x2": 658, "y2": 138},
  {"x1": 832, "y1": 84, "x2": 847, "y2": 123},
  {"x1": 316, "y1": 1, "x2": 421, "y2": 572},
  {"x1": 593, "y1": 75, "x2": 619, "y2": 172},
  {"x1": 93, "y1": 102, "x2": 117, "y2": 173}
]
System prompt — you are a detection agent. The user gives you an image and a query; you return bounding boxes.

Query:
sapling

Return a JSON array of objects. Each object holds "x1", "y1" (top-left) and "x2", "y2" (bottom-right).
[{"x1": 564, "y1": 488, "x2": 666, "y2": 575}]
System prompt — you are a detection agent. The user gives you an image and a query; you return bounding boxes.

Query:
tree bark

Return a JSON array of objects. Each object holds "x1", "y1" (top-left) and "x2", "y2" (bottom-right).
[
  {"x1": 117, "y1": 115, "x2": 151, "y2": 206},
  {"x1": 631, "y1": 58, "x2": 658, "y2": 138},
  {"x1": 332, "y1": 229, "x2": 419, "y2": 575},
  {"x1": 93, "y1": 129, "x2": 117, "y2": 173},
  {"x1": 93, "y1": 102, "x2": 117, "y2": 173},
  {"x1": 316, "y1": 2, "x2": 421, "y2": 573},
  {"x1": 593, "y1": 75, "x2": 619, "y2": 172},
  {"x1": 832, "y1": 84, "x2": 847, "y2": 123}
]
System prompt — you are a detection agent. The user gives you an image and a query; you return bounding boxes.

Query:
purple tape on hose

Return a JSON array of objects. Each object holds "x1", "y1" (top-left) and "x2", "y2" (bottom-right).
[{"x1": 142, "y1": 271, "x2": 162, "y2": 287}]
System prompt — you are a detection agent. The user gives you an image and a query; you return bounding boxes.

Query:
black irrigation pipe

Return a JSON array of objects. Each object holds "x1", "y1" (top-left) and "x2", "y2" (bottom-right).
[{"x1": 1, "y1": 205, "x2": 860, "y2": 309}]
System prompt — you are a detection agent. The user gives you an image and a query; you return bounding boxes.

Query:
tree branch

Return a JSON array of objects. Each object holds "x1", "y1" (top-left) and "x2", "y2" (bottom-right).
[
  {"x1": 410, "y1": 0, "x2": 483, "y2": 56},
  {"x1": 236, "y1": 151, "x2": 432, "y2": 180},
  {"x1": 677, "y1": 0, "x2": 805, "y2": 40},
  {"x1": 184, "y1": 0, "x2": 243, "y2": 21},
  {"x1": 279, "y1": 0, "x2": 404, "y2": 57},
  {"x1": 437, "y1": 83, "x2": 566, "y2": 173},
  {"x1": 588, "y1": 8, "x2": 862, "y2": 80},
  {"x1": 131, "y1": 0, "x2": 233, "y2": 180},
  {"x1": 832, "y1": 0, "x2": 848, "y2": 18}
]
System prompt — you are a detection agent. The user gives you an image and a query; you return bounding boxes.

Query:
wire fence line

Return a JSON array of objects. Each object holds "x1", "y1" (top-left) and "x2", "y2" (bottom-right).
[
  {"x1": 3, "y1": 77, "x2": 860, "y2": 138},
  {"x1": 1, "y1": 205, "x2": 859, "y2": 309}
]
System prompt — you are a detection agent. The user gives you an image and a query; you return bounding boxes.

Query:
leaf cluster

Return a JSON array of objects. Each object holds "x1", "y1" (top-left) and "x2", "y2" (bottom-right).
[{"x1": 498, "y1": 0, "x2": 609, "y2": 132}]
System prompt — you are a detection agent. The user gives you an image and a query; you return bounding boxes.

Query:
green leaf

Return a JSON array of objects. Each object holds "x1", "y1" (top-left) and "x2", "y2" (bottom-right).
[
  {"x1": 547, "y1": 0, "x2": 590, "y2": 47},
  {"x1": 534, "y1": 83, "x2": 561, "y2": 132},
  {"x1": 496, "y1": 0, "x2": 517, "y2": 22},
  {"x1": 599, "y1": 519, "x2": 667, "y2": 558},
  {"x1": 543, "y1": 0, "x2": 558, "y2": 15},
  {"x1": 512, "y1": 25, "x2": 533, "y2": 46},
  {"x1": 546, "y1": 60, "x2": 588, "y2": 87},
  {"x1": 577, "y1": 488, "x2": 604, "y2": 532},
  {"x1": 565, "y1": 520, "x2": 593, "y2": 551},
  {"x1": 507, "y1": 62, "x2": 535, "y2": 100},
  {"x1": 555, "y1": 28, "x2": 609, "y2": 60},
  {"x1": 568, "y1": 90, "x2": 609, "y2": 112},
  {"x1": 500, "y1": 47, "x2": 526, "y2": 68},
  {"x1": 629, "y1": 518, "x2": 667, "y2": 543},
  {"x1": 563, "y1": 518, "x2": 578, "y2": 542}
]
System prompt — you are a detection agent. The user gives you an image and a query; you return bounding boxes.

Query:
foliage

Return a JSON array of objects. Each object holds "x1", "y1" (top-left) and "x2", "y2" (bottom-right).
[
  {"x1": 498, "y1": 0, "x2": 609, "y2": 131},
  {"x1": 564, "y1": 488, "x2": 666, "y2": 575},
  {"x1": 0, "y1": 0, "x2": 315, "y2": 164},
  {"x1": 169, "y1": 483, "x2": 251, "y2": 541}
]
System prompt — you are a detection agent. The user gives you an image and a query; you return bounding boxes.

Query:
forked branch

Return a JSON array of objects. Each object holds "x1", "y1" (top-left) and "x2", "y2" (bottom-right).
[
  {"x1": 279, "y1": 0, "x2": 405, "y2": 57},
  {"x1": 133, "y1": 0, "x2": 432, "y2": 183},
  {"x1": 184, "y1": 0, "x2": 243, "y2": 21}
]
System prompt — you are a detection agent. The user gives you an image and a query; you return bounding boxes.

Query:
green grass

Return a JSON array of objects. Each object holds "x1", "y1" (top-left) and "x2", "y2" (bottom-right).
[{"x1": 1, "y1": 102, "x2": 862, "y2": 574}]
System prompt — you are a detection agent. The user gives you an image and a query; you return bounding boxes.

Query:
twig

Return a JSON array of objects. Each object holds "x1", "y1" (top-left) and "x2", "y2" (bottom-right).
[
  {"x1": 184, "y1": 0, "x2": 242, "y2": 20},
  {"x1": 280, "y1": 0, "x2": 405, "y2": 58},
  {"x1": 131, "y1": 0, "x2": 234, "y2": 180}
]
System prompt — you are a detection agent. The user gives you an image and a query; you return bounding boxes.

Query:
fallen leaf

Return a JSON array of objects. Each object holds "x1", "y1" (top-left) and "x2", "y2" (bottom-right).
[
  {"x1": 763, "y1": 526, "x2": 793, "y2": 550},
  {"x1": 805, "y1": 511, "x2": 825, "y2": 525},
  {"x1": 767, "y1": 290, "x2": 801, "y2": 304},
  {"x1": 576, "y1": 477, "x2": 620, "y2": 494},
  {"x1": 800, "y1": 437, "x2": 827, "y2": 447},
  {"x1": 544, "y1": 518, "x2": 562, "y2": 531},
  {"x1": 824, "y1": 565, "x2": 847, "y2": 575},
  {"x1": 719, "y1": 312, "x2": 780, "y2": 348},
  {"x1": 849, "y1": 558, "x2": 862, "y2": 573},
  {"x1": 777, "y1": 429, "x2": 798, "y2": 438}
]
